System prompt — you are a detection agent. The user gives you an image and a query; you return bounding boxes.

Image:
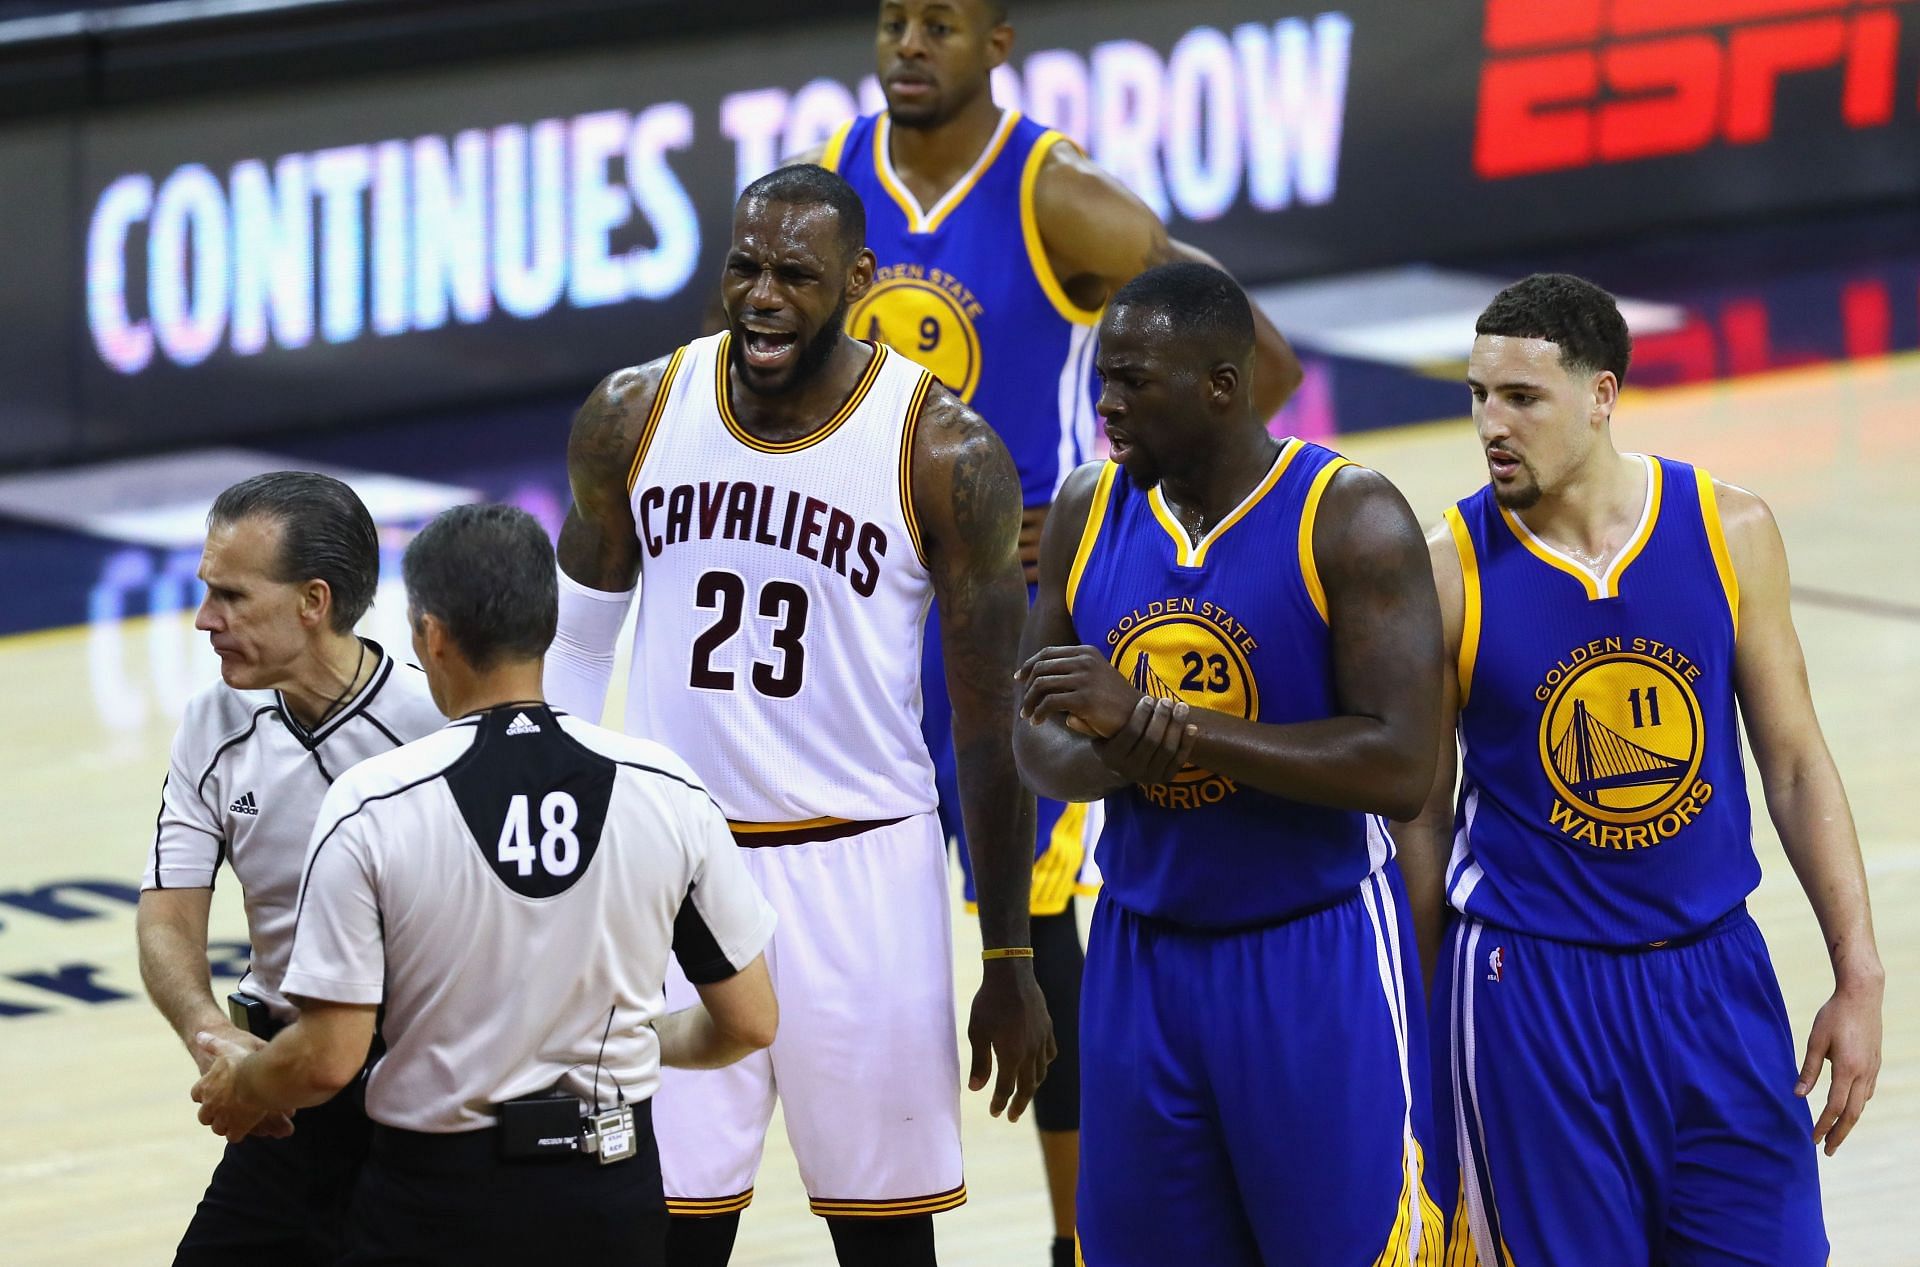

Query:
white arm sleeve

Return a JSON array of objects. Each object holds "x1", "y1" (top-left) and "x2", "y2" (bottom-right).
[{"x1": 545, "y1": 568, "x2": 634, "y2": 724}]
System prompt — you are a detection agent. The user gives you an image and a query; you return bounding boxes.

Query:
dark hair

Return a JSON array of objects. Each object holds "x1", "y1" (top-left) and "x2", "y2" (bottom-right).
[
  {"x1": 738, "y1": 163, "x2": 866, "y2": 259},
  {"x1": 1110, "y1": 261, "x2": 1255, "y2": 364},
  {"x1": 402, "y1": 504, "x2": 557, "y2": 670},
  {"x1": 1476, "y1": 273, "x2": 1632, "y2": 385},
  {"x1": 208, "y1": 471, "x2": 379, "y2": 634}
]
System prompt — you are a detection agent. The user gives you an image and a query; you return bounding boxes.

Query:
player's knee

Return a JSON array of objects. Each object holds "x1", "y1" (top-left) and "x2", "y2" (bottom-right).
[
  {"x1": 666, "y1": 1211, "x2": 741, "y2": 1267},
  {"x1": 824, "y1": 1213, "x2": 936, "y2": 1267}
]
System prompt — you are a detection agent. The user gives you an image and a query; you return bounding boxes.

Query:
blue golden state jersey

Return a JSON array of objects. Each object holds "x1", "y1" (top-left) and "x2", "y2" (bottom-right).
[
  {"x1": 822, "y1": 109, "x2": 1100, "y2": 507},
  {"x1": 1444, "y1": 454, "x2": 1757, "y2": 946},
  {"x1": 1066, "y1": 441, "x2": 1395, "y2": 929}
]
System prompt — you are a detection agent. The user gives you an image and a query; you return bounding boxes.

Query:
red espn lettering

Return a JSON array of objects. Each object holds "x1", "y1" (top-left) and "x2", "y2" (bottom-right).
[{"x1": 1475, "y1": 0, "x2": 1911, "y2": 178}]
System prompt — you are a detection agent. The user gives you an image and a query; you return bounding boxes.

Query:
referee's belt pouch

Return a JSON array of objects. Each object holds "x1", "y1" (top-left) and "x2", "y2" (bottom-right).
[{"x1": 495, "y1": 1086, "x2": 582, "y2": 1162}]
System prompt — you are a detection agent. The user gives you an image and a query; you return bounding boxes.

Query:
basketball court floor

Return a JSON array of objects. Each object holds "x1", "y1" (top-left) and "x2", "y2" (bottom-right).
[{"x1": 0, "y1": 213, "x2": 1914, "y2": 1264}]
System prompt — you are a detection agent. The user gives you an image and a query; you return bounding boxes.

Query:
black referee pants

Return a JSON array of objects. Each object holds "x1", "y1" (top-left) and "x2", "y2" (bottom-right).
[
  {"x1": 342, "y1": 1102, "x2": 668, "y2": 1266},
  {"x1": 173, "y1": 1076, "x2": 372, "y2": 1266}
]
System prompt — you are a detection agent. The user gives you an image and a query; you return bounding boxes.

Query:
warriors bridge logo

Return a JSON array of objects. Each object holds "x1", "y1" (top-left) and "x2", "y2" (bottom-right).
[
  {"x1": 1104, "y1": 597, "x2": 1260, "y2": 810},
  {"x1": 847, "y1": 265, "x2": 985, "y2": 401},
  {"x1": 1534, "y1": 638, "x2": 1715, "y2": 850}
]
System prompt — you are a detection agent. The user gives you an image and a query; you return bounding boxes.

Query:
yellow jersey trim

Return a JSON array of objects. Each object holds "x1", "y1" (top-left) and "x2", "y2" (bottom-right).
[
  {"x1": 625, "y1": 345, "x2": 687, "y2": 494},
  {"x1": 665, "y1": 1189, "x2": 754, "y2": 1216},
  {"x1": 1444, "y1": 506, "x2": 1482, "y2": 708},
  {"x1": 874, "y1": 109, "x2": 1019, "y2": 234},
  {"x1": 1030, "y1": 802, "x2": 1089, "y2": 916},
  {"x1": 1019, "y1": 131, "x2": 1103, "y2": 327},
  {"x1": 809, "y1": 1184, "x2": 968, "y2": 1218},
  {"x1": 818, "y1": 118, "x2": 854, "y2": 173},
  {"x1": 727, "y1": 815, "x2": 850, "y2": 833},
  {"x1": 1149, "y1": 439, "x2": 1301, "y2": 569},
  {"x1": 898, "y1": 370, "x2": 934, "y2": 567},
  {"x1": 714, "y1": 335, "x2": 888, "y2": 454},
  {"x1": 1695, "y1": 466, "x2": 1740, "y2": 639},
  {"x1": 1297, "y1": 454, "x2": 1355, "y2": 622},
  {"x1": 1065, "y1": 461, "x2": 1120, "y2": 614}
]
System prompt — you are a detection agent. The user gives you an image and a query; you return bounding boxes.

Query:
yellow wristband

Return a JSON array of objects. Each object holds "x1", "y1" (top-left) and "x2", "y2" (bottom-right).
[{"x1": 981, "y1": 947, "x2": 1035, "y2": 961}]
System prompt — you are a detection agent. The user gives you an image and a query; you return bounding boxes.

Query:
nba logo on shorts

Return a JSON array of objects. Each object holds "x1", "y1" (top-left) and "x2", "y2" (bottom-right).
[{"x1": 1486, "y1": 946, "x2": 1506, "y2": 982}]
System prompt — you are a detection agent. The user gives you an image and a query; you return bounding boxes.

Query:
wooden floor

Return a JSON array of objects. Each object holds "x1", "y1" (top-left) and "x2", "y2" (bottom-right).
[{"x1": 0, "y1": 354, "x2": 1914, "y2": 1265}]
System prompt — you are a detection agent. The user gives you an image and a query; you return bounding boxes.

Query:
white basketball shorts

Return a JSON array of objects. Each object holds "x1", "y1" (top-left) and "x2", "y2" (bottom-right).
[{"x1": 655, "y1": 811, "x2": 965, "y2": 1219}]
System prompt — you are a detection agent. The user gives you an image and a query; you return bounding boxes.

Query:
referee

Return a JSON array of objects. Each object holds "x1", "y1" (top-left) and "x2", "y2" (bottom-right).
[
  {"x1": 138, "y1": 471, "x2": 445, "y2": 1265},
  {"x1": 190, "y1": 503, "x2": 779, "y2": 1267}
]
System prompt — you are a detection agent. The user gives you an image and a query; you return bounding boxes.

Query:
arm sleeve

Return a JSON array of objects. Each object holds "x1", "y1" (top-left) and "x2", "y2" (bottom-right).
[
  {"x1": 280, "y1": 791, "x2": 385, "y2": 1006},
  {"x1": 143, "y1": 726, "x2": 224, "y2": 891},
  {"x1": 670, "y1": 790, "x2": 777, "y2": 985},
  {"x1": 543, "y1": 568, "x2": 635, "y2": 725}
]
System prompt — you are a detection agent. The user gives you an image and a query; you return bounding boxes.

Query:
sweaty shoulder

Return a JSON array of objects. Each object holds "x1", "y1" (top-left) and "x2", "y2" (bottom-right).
[
  {"x1": 567, "y1": 353, "x2": 679, "y2": 489},
  {"x1": 1030, "y1": 138, "x2": 1163, "y2": 284},
  {"x1": 1424, "y1": 516, "x2": 1467, "y2": 654},
  {"x1": 1706, "y1": 474, "x2": 1784, "y2": 588},
  {"x1": 1051, "y1": 459, "x2": 1109, "y2": 525}
]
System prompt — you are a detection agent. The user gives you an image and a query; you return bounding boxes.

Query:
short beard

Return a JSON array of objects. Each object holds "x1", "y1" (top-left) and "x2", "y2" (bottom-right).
[
  {"x1": 1490, "y1": 460, "x2": 1543, "y2": 510},
  {"x1": 731, "y1": 295, "x2": 849, "y2": 397}
]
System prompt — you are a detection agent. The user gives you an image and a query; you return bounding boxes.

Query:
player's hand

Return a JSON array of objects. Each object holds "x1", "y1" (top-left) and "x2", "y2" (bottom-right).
[
  {"x1": 1018, "y1": 505, "x2": 1049, "y2": 587},
  {"x1": 1015, "y1": 645, "x2": 1141, "y2": 738},
  {"x1": 966, "y1": 960, "x2": 1056, "y2": 1123},
  {"x1": 191, "y1": 1031, "x2": 276, "y2": 1144},
  {"x1": 1093, "y1": 696, "x2": 1200, "y2": 785},
  {"x1": 1795, "y1": 975, "x2": 1883, "y2": 1155}
]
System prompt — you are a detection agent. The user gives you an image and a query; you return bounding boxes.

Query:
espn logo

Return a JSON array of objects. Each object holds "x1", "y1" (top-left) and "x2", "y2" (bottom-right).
[{"x1": 1474, "y1": 0, "x2": 1916, "y2": 178}]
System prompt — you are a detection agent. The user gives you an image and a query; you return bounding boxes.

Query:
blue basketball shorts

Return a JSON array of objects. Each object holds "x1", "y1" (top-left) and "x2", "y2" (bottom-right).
[
  {"x1": 1432, "y1": 906, "x2": 1827, "y2": 1266},
  {"x1": 1078, "y1": 865, "x2": 1445, "y2": 1266},
  {"x1": 922, "y1": 595, "x2": 1097, "y2": 915}
]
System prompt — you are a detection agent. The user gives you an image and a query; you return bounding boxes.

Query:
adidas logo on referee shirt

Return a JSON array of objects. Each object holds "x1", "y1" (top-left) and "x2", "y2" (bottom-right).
[
  {"x1": 505, "y1": 712, "x2": 541, "y2": 736},
  {"x1": 230, "y1": 791, "x2": 259, "y2": 816}
]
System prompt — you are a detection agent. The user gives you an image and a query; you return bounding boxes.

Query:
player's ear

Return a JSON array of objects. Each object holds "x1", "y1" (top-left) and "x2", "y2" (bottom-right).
[
  {"x1": 1208, "y1": 361, "x2": 1240, "y2": 409},
  {"x1": 1591, "y1": 369, "x2": 1618, "y2": 427},
  {"x1": 846, "y1": 246, "x2": 877, "y2": 304},
  {"x1": 984, "y1": 17, "x2": 1014, "y2": 69}
]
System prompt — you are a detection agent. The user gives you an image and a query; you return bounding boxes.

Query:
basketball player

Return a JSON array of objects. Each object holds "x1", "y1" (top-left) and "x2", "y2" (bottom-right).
[
  {"x1": 543, "y1": 164, "x2": 1051, "y2": 1267},
  {"x1": 138, "y1": 471, "x2": 446, "y2": 1265},
  {"x1": 189, "y1": 503, "x2": 779, "y2": 1267},
  {"x1": 1016, "y1": 263, "x2": 1446, "y2": 1265},
  {"x1": 797, "y1": 9, "x2": 1302, "y2": 1253},
  {"x1": 1393, "y1": 274, "x2": 1883, "y2": 1265}
]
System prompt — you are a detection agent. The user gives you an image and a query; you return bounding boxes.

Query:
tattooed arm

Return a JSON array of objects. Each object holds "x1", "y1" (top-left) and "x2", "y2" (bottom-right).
[
  {"x1": 545, "y1": 360, "x2": 668, "y2": 719},
  {"x1": 912, "y1": 382, "x2": 1055, "y2": 1123}
]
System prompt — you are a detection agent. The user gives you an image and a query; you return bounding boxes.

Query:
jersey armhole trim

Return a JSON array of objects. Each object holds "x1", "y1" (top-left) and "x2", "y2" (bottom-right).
[
  {"x1": 898, "y1": 370, "x2": 935, "y2": 567},
  {"x1": 1297, "y1": 457, "x2": 1356, "y2": 624},
  {"x1": 1695, "y1": 466, "x2": 1740, "y2": 640},
  {"x1": 818, "y1": 118, "x2": 854, "y2": 173},
  {"x1": 1019, "y1": 132, "x2": 1103, "y2": 328},
  {"x1": 627, "y1": 345, "x2": 689, "y2": 494},
  {"x1": 1444, "y1": 506, "x2": 1482, "y2": 708},
  {"x1": 1064, "y1": 461, "x2": 1119, "y2": 615}
]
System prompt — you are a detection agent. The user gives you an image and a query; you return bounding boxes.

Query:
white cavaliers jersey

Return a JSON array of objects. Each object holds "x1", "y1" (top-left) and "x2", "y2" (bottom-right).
[
  {"x1": 626, "y1": 332, "x2": 939, "y2": 824},
  {"x1": 144, "y1": 643, "x2": 444, "y2": 1023},
  {"x1": 282, "y1": 704, "x2": 776, "y2": 1133}
]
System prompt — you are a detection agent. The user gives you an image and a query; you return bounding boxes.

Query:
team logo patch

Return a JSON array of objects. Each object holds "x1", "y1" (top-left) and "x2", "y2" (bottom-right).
[
  {"x1": 1486, "y1": 946, "x2": 1505, "y2": 982},
  {"x1": 1534, "y1": 640, "x2": 1714, "y2": 850},
  {"x1": 847, "y1": 271, "x2": 984, "y2": 401},
  {"x1": 1102, "y1": 601, "x2": 1260, "y2": 810}
]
